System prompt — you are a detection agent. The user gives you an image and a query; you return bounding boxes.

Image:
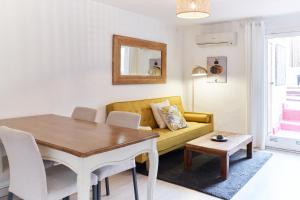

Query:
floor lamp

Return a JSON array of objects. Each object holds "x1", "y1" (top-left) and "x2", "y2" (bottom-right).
[{"x1": 192, "y1": 66, "x2": 208, "y2": 112}]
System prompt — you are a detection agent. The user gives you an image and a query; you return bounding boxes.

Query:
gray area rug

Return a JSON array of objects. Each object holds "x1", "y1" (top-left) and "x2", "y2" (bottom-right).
[{"x1": 137, "y1": 149, "x2": 272, "y2": 200}]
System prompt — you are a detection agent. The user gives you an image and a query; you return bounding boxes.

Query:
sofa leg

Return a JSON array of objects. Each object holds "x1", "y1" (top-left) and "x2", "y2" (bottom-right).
[{"x1": 145, "y1": 160, "x2": 149, "y2": 171}]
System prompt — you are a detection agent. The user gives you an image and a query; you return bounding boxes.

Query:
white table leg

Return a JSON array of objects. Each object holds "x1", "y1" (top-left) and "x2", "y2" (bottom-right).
[
  {"x1": 39, "y1": 139, "x2": 159, "y2": 200},
  {"x1": 147, "y1": 145, "x2": 158, "y2": 200},
  {"x1": 77, "y1": 168, "x2": 91, "y2": 200}
]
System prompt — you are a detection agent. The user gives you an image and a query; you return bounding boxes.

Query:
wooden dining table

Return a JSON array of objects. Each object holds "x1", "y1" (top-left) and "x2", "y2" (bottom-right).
[{"x1": 0, "y1": 114, "x2": 159, "y2": 200}]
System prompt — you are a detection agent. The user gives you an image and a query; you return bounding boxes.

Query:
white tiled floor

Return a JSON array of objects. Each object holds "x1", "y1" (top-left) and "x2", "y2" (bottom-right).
[
  {"x1": 231, "y1": 149, "x2": 300, "y2": 200},
  {"x1": 2, "y1": 149, "x2": 300, "y2": 200}
]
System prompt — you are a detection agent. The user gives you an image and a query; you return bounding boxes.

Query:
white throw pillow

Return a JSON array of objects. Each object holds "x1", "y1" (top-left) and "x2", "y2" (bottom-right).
[{"x1": 150, "y1": 100, "x2": 170, "y2": 129}]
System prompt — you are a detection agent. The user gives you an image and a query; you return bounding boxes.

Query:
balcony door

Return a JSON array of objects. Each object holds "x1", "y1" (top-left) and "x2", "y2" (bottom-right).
[{"x1": 266, "y1": 34, "x2": 300, "y2": 151}]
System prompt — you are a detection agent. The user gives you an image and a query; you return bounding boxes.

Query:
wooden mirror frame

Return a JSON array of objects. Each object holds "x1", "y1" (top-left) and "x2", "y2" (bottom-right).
[{"x1": 112, "y1": 35, "x2": 167, "y2": 85}]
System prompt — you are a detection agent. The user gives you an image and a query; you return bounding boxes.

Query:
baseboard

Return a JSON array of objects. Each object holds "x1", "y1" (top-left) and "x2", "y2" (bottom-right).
[{"x1": 266, "y1": 146, "x2": 300, "y2": 154}]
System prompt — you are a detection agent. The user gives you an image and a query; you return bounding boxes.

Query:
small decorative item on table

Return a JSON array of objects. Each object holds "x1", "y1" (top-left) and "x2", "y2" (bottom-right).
[{"x1": 211, "y1": 134, "x2": 228, "y2": 142}]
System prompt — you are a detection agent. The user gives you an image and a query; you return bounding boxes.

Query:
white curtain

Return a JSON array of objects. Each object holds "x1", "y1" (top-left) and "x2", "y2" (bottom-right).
[
  {"x1": 129, "y1": 48, "x2": 140, "y2": 74},
  {"x1": 245, "y1": 21, "x2": 267, "y2": 149}
]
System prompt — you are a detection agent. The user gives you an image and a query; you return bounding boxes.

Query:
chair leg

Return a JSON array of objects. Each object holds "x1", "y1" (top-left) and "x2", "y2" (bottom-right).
[
  {"x1": 105, "y1": 177, "x2": 110, "y2": 196},
  {"x1": 132, "y1": 167, "x2": 139, "y2": 200},
  {"x1": 7, "y1": 192, "x2": 13, "y2": 200},
  {"x1": 98, "y1": 181, "x2": 101, "y2": 200},
  {"x1": 62, "y1": 197, "x2": 70, "y2": 200},
  {"x1": 92, "y1": 185, "x2": 98, "y2": 200}
]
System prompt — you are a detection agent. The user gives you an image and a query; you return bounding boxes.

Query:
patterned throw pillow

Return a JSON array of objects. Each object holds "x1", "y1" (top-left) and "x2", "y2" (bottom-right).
[{"x1": 158, "y1": 105, "x2": 188, "y2": 131}]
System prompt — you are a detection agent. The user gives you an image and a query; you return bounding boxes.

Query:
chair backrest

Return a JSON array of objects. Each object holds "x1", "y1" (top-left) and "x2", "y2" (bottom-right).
[
  {"x1": 106, "y1": 111, "x2": 141, "y2": 129},
  {"x1": 0, "y1": 127, "x2": 47, "y2": 200},
  {"x1": 71, "y1": 107, "x2": 97, "y2": 122}
]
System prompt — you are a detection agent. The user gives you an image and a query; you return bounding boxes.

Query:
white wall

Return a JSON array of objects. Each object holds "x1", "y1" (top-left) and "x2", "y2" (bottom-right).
[
  {"x1": 1, "y1": 0, "x2": 299, "y2": 143},
  {"x1": 182, "y1": 21, "x2": 248, "y2": 133},
  {"x1": 264, "y1": 12, "x2": 300, "y2": 35},
  {"x1": 0, "y1": 0, "x2": 184, "y2": 122}
]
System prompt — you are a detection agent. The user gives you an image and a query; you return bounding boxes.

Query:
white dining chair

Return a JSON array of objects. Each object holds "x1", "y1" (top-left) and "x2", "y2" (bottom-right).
[
  {"x1": 71, "y1": 107, "x2": 97, "y2": 122},
  {"x1": 0, "y1": 126, "x2": 98, "y2": 200},
  {"x1": 43, "y1": 107, "x2": 98, "y2": 169},
  {"x1": 93, "y1": 111, "x2": 141, "y2": 200}
]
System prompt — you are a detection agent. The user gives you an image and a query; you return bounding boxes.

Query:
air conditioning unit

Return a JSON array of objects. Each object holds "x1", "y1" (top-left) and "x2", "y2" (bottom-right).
[{"x1": 196, "y1": 32, "x2": 237, "y2": 46}]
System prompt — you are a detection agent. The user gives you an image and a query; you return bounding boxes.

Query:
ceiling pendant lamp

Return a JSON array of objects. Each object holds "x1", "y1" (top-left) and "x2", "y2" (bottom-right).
[{"x1": 176, "y1": 0, "x2": 210, "y2": 19}]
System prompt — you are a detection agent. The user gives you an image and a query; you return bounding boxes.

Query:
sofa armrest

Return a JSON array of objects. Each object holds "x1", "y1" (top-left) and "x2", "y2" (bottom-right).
[{"x1": 184, "y1": 112, "x2": 214, "y2": 124}]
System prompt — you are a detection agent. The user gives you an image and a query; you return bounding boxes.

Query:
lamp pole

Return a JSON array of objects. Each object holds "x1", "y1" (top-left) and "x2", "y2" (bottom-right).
[
  {"x1": 191, "y1": 66, "x2": 207, "y2": 112},
  {"x1": 192, "y1": 78, "x2": 195, "y2": 112}
]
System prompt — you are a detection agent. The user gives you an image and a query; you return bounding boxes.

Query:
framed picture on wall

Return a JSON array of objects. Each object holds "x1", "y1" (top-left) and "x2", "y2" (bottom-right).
[
  {"x1": 148, "y1": 58, "x2": 162, "y2": 76},
  {"x1": 207, "y1": 56, "x2": 227, "y2": 83},
  {"x1": 275, "y1": 44, "x2": 286, "y2": 86}
]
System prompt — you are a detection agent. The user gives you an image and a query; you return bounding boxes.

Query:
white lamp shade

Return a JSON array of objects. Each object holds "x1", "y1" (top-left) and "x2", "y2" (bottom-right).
[
  {"x1": 176, "y1": 0, "x2": 210, "y2": 19},
  {"x1": 192, "y1": 66, "x2": 207, "y2": 77}
]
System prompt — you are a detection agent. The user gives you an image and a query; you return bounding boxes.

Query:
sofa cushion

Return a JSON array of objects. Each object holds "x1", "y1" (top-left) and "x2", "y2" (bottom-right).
[
  {"x1": 153, "y1": 122, "x2": 213, "y2": 152},
  {"x1": 184, "y1": 112, "x2": 211, "y2": 123}
]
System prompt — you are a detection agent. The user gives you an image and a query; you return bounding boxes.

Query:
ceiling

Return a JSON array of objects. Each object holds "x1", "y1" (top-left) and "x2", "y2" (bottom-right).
[{"x1": 97, "y1": 0, "x2": 300, "y2": 25}]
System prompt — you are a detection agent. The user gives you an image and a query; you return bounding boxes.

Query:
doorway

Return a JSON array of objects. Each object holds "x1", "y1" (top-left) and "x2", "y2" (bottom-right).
[{"x1": 266, "y1": 35, "x2": 300, "y2": 151}]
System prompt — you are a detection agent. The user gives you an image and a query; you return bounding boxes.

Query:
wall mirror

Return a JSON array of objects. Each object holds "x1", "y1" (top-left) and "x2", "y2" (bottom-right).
[{"x1": 112, "y1": 35, "x2": 167, "y2": 84}]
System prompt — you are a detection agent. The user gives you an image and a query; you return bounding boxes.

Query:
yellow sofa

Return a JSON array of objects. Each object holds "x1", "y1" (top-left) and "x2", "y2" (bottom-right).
[{"x1": 106, "y1": 96, "x2": 214, "y2": 163}]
